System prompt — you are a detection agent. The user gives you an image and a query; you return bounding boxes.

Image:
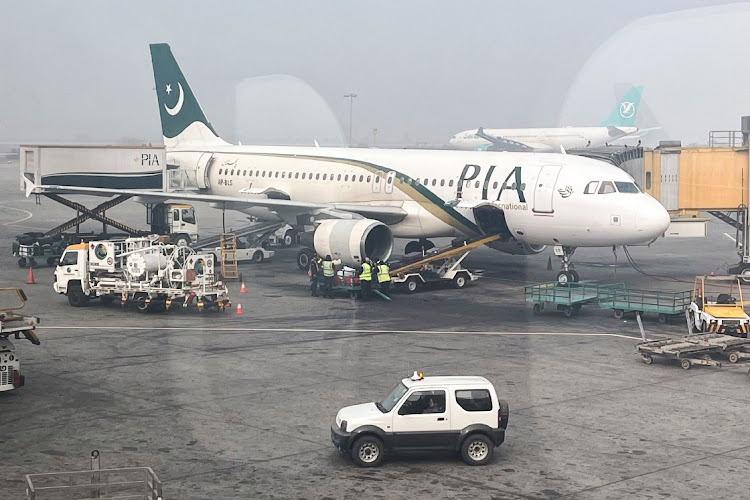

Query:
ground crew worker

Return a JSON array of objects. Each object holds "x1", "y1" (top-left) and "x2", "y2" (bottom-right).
[
  {"x1": 377, "y1": 259, "x2": 391, "y2": 298},
  {"x1": 322, "y1": 254, "x2": 336, "y2": 298},
  {"x1": 359, "y1": 257, "x2": 373, "y2": 300},
  {"x1": 309, "y1": 252, "x2": 321, "y2": 297}
]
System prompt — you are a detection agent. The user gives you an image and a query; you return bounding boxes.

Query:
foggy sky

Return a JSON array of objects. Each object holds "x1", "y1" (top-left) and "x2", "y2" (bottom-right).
[{"x1": 1, "y1": 0, "x2": 747, "y2": 147}]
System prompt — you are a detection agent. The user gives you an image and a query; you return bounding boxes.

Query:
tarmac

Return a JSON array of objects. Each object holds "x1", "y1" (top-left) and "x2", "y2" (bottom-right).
[{"x1": 2, "y1": 161, "x2": 750, "y2": 499}]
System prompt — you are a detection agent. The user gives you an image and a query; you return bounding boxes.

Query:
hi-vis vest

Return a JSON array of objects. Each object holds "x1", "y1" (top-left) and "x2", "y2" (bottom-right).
[
  {"x1": 360, "y1": 263, "x2": 372, "y2": 281},
  {"x1": 377, "y1": 264, "x2": 391, "y2": 282},
  {"x1": 323, "y1": 260, "x2": 335, "y2": 277}
]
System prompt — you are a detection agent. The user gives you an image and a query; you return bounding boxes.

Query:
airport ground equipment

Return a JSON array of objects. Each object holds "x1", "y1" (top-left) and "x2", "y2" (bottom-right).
[
  {"x1": 12, "y1": 232, "x2": 67, "y2": 268},
  {"x1": 0, "y1": 288, "x2": 40, "y2": 392},
  {"x1": 389, "y1": 234, "x2": 501, "y2": 293},
  {"x1": 598, "y1": 288, "x2": 692, "y2": 323},
  {"x1": 635, "y1": 337, "x2": 725, "y2": 370},
  {"x1": 687, "y1": 275, "x2": 750, "y2": 336},
  {"x1": 266, "y1": 224, "x2": 297, "y2": 247},
  {"x1": 25, "y1": 450, "x2": 162, "y2": 500},
  {"x1": 525, "y1": 281, "x2": 626, "y2": 318},
  {"x1": 684, "y1": 333, "x2": 750, "y2": 364},
  {"x1": 53, "y1": 236, "x2": 230, "y2": 312}
]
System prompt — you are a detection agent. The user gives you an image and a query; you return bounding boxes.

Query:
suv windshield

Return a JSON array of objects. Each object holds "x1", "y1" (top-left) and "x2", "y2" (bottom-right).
[{"x1": 379, "y1": 382, "x2": 408, "y2": 413}]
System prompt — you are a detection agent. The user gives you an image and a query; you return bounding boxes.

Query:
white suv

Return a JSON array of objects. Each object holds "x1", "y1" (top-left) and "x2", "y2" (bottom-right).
[{"x1": 331, "y1": 373, "x2": 509, "y2": 467}]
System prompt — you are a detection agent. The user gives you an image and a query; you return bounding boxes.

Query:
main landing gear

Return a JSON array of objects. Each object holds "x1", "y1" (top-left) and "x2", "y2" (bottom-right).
[
  {"x1": 554, "y1": 245, "x2": 579, "y2": 283},
  {"x1": 404, "y1": 238, "x2": 435, "y2": 255}
]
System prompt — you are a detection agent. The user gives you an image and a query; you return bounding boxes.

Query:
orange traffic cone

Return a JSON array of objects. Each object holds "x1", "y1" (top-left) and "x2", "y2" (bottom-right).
[
  {"x1": 27, "y1": 266, "x2": 35, "y2": 284},
  {"x1": 236, "y1": 302, "x2": 243, "y2": 315},
  {"x1": 240, "y1": 282, "x2": 246, "y2": 293}
]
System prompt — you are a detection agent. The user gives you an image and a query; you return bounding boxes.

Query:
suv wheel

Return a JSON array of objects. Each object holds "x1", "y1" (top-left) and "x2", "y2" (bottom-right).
[
  {"x1": 460, "y1": 434, "x2": 494, "y2": 466},
  {"x1": 351, "y1": 436, "x2": 384, "y2": 467}
]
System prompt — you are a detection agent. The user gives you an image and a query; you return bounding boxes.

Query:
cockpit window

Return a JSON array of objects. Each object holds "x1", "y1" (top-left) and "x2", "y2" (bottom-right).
[
  {"x1": 584, "y1": 181, "x2": 599, "y2": 194},
  {"x1": 598, "y1": 181, "x2": 616, "y2": 194},
  {"x1": 615, "y1": 181, "x2": 640, "y2": 193}
]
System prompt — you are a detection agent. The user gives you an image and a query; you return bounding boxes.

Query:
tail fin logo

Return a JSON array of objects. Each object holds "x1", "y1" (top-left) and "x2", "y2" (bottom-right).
[
  {"x1": 619, "y1": 101, "x2": 635, "y2": 119},
  {"x1": 164, "y1": 83, "x2": 184, "y2": 116}
]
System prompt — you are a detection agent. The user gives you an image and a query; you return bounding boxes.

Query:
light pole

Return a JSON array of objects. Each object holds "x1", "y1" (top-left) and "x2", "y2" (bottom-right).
[{"x1": 344, "y1": 93, "x2": 357, "y2": 146}]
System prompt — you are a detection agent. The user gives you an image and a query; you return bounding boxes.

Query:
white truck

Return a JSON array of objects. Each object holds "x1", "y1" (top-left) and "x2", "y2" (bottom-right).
[
  {"x1": 54, "y1": 236, "x2": 231, "y2": 312},
  {"x1": 0, "y1": 288, "x2": 40, "y2": 392}
]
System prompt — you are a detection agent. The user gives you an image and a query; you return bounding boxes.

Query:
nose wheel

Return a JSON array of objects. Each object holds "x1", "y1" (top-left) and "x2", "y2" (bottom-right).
[{"x1": 554, "y1": 245, "x2": 579, "y2": 283}]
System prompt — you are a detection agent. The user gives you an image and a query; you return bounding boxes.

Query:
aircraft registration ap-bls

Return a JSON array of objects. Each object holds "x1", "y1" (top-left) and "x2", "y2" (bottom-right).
[
  {"x1": 25, "y1": 44, "x2": 670, "y2": 282},
  {"x1": 449, "y1": 86, "x2": 646, "y2": 153}
]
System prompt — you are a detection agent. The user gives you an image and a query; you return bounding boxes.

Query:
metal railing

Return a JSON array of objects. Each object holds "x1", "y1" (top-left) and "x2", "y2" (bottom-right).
[{"x1": 708, "y1": 130, "x2": 746, "y2": 148}]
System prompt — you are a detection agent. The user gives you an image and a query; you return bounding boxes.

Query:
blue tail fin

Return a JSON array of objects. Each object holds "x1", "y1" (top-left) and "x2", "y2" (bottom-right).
[
  {"x1": 149, "y1": 43, "x2": 227, "y2": 147},
  {"x1": 599, "y1": 86, "x2": 643, "y2": 127}
]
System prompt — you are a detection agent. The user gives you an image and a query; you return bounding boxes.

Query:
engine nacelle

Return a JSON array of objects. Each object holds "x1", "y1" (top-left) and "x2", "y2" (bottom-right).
[
  {"x1": 313, "y1": 219, "x2": 393, "y2": 267},
  {"x1": 488, "y1": 238, "x2": 546, "y2": 256}
]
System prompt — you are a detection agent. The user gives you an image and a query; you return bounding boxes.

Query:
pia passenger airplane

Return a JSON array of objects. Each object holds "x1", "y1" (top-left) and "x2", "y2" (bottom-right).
[
  {"x1": 28, "y1": 44, "x2": 670, "y2": 282},
  {"x1": 449, "y1": 86, "x2": 644, "y2": 152}
]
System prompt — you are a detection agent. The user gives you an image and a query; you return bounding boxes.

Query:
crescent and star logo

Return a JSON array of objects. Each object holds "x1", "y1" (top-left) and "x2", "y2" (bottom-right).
[
  {"x1": 619, "y1": 101, "x2": 635, "y2": 119},
  {"x1": 164, "y1": 82, "x2": 184, "y2": 116}
]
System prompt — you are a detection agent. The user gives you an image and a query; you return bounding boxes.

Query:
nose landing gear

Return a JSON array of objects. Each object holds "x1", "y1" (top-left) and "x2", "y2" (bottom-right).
[{"x1": 554, "y1": 245, "x2": 579, "y2": 283}]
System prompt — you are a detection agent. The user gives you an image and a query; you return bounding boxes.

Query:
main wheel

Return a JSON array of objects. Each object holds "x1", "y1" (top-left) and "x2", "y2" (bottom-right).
[
  {"x1": 405, "y1": 277, "x2": 420, "y2": 294},
  {"x1": 296, "y1": 248, "x2": 313, "y2": 271},
  {"x1": 562, "y1": 306, "x2": 573, "y2": 318},
  {"x1": 569, "y1": 270, "x2": 580, "y2": 282},
  {"x1": 253, "y1": 251, "x2": 264, "y2": 263},
  {"x1": 351, "y1": 436, "x2": 384, "y2": 467},
  {"x1": 452, "y1": 273, "x2": 468, "y2": 289},
  {"x1": 67, "y1": 283, "x2": 89, "y2": 307},
  {"x1": 404, "y1": 241, "x2": 420, "y2": 254},
  {"x1": 460, "y1": 434, "x2": 494, "y2": 466}
]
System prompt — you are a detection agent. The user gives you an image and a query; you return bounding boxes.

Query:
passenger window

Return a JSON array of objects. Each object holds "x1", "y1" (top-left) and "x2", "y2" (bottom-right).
[
  {"x1": 367, "y1": 176, "x2": 371, "y2": 182},
  {"x1": 415, "y1": 178, "x2": 420, "y2": 185},
  {"x1": 584, "y1": 181, "x2": 599, "y2": 194},
  {"x1": 243, "y1": 170, "x2": 247, "y2": 176},
  {"x1": 218, "y1": 168, "x2": 223, "y2": 175},
  {"x1": 323, "y1": 174, "x2": 327, "y2": 181},
  {"x1": 432, "y1": 179, "x2": 437, "y2": 186},
  {"x1": 281, "y1": 172, "x2": 285, "y2": 178},
  {"x1": 645, "y1": 172, "x2": 652, "y2": 189},
  {"x1": 440, "y1": 179, "x2": 445, "y2": 187},
  {"x1": 60, "y1": 251, "x2": 78, "y2": 266},
  {"x1": 262, "y1": 171, "x2": 266, "y2": 177},
  {"x1": 302, "y1": 173, "x2": 306, "y2": 180},
  {"x1": 359, "y1": 175, "x2": 364, "y2": 182},
  {"x1": 397, "y1": 390, "x2": 446, "y2": 415},
  {"x1": 316, "y1": 173, "x2": 320, "y2": 180},
  {"x1": 337, "y1": 174, "x2": 341, "y2": 181},
  {"x1": 493, "y1": 181, "x2": 498, "y2": 189},
  {"x1": 388, "y1": 177, "x2": 393, "y2": 184},
  {"x1": 275, "y1": 171, "x2": 279, "y2": 178},
  {"x1": 423, "y1": 179, "x2": 429, "y2": 185},
  {"x1": 475, "y1": 180, "x2": 480, "y2": 188},
  {"x1": 449, "y1": 180, "x2": 454, "y2": 187},
  {"x1": 181, "y1": 208, "x2": 196, "y2": 224},
  {"x1": 294, "y1": 172, "x2": 299, "y2": 179},
  {"x1": 231, "y1": 169, "x2": 235, "y2": 175},
  {"x1": 255, "y1": 170, "x2": 260, "y2": 177},
  {"x1": 598, "y1": 181, "x2": 616, "y2": 194},
  {"x1": 455, "y1": 389, "x2": 492, "y2": 412},
  {"x1": 344, "y1": 175, "x2": 349, "y2": 181}
]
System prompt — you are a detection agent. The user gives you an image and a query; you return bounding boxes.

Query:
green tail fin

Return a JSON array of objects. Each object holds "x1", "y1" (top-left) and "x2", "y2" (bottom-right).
[
  {"x1": 149, "y1": 43, "x2": 225, "y2": 146},
  {"x1": 599, "y1": 86, "x2": 643, "y2": 127}
]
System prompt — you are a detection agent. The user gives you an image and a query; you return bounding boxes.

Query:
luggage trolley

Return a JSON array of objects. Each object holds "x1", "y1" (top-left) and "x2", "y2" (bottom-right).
[{"x1": 525, "y1": 281, "x2": 626, "y2": 318}]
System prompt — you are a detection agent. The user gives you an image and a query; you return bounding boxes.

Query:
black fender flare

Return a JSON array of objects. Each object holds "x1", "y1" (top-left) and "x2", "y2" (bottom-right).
[
  {"x1": 455, "y1": 424, "x2": 497, "y2": 451},
  {"x1": 349, "y1": 425, "x2": 389, "y2": 447}
]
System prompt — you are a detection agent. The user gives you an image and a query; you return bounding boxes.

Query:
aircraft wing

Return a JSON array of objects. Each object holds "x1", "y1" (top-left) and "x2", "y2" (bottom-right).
[
  {"x1": 475, "y1": 127, "x2": 536, "y2": 152},
  {"x1": 24, "y1": 180, "x2": 408, "y2": 225}
]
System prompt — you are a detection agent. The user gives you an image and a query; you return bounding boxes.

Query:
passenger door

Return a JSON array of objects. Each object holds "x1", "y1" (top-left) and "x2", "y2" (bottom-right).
[
  {"x1": 384, "y1": 171, "x2": 395, "y2": 194},
  {"x1": 391, "y1": 389, "x2": 451, "y2": 450},
  {"x1": 533, "y1": 164, "x2": 562, "y2": 214}
]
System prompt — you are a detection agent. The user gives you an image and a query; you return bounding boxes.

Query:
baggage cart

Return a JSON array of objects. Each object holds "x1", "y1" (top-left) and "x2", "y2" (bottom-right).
[
  {"x1": 525, "y1": 281, "x2": 626, "y2": 318},
  {"x1": 598, "y1": 288, "x2": 692, "y2": 323}
]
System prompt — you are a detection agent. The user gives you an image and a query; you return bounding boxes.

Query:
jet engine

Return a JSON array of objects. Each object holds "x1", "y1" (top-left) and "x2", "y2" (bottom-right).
[
  {"x1": 313, "y1": 219, "x2": 393, "y2": 267},
  {"x1": 487, "y1": 239, "x2": 546, "y2": 256}
]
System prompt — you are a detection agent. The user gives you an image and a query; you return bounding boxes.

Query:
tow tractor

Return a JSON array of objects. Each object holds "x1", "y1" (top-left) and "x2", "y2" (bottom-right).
[
  {"x1": 688, "y1": 275, "x2": 750, "y2": 336},
  {"x1": 0, "y1": 288, "x2": 40, "y2": 392},
  {"x1": 54, "y1": 236, "x2": 230, "y2": 312},
  {"x1": 390, "y1": 234, "x2": 500, "y2": 293}
]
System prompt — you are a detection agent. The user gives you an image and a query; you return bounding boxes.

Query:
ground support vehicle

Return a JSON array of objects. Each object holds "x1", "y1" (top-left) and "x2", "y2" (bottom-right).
[
  {"x1": 0, "y1": 288, "x2": 40, "y2": 392},
  {"x1": 636, "y1": 337, "x2": 725, "y2": 370},
  {"x1": 598, "y1": 288, "x2": 692, "y2": 323},
  {"x1": 13, "y1": 232, "x2": 67, "y2": 268},
  {"x1": 331, "y1": 372, "x2": 509, "y2": 467},
  {"x1": 688, "y1": 275, "x2": 750, "y2": 336},
  {"x1": 389, "y1": 234, "x2": 500, "y2": 293},
  {"x1": 266, "y1": 224, "x2": 297, "y2": 247},
  {"x1": 679, "y1": 333, "x2": 750, "y2": 364},
  {"x1": 204, "y1": 245, "x2": 274, "y2": 264},
  {"x1": 526, "y1": 281, "x2": 626, "y2": 318},
  {"x1": 54, "y1": 236, "x2": 230, "y2": 312},
  {"x1": 25, "y1": 451, "x2": 162, "y2": 500}
]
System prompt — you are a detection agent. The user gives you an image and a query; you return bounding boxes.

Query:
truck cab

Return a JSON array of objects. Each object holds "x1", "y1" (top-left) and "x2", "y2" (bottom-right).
[
  {"x1": 331, "y1": 373, "x2": 509, "y2": 467},
  {"x1": 150, "y1": 203, "x2": 198, "y2": 246}
]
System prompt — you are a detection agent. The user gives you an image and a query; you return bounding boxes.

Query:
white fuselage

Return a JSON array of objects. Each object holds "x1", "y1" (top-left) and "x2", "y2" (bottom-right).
[
  {"x1": 167, "y1": 143, "x2": 669, "y2": 248},
  {"x1": 449, "y1": 127, "x2": 638, "y2": 152}
]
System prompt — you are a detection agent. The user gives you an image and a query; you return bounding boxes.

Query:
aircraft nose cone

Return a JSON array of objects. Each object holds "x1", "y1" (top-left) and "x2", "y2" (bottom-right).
[{"x1": 637, "y1": 197, "x2": 670, "y2": 238}]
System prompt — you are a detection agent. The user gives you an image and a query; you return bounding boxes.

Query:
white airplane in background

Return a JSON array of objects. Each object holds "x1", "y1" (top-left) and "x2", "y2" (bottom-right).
[
  {"x1": 449, "y1": 86, "x2": 645, "y2": 152},
  {"x1": 24, "y1": 44, "x2": 670, "y2": 283}
]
